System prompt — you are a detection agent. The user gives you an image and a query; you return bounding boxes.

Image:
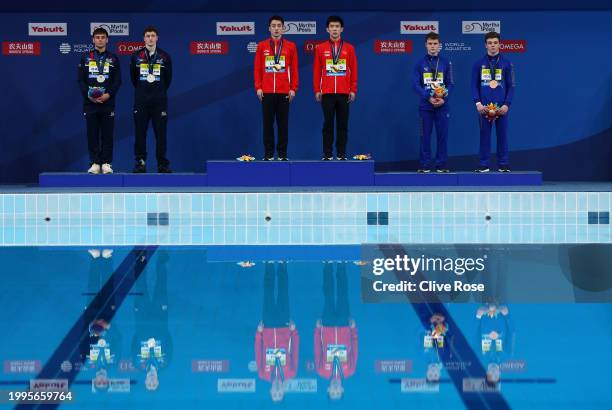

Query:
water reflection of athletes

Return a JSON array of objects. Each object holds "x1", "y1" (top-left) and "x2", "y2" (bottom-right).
[
  {"x1": 255, "y1": 262, "x2": 299, "y2": 403},
  {"x1": 314, "y1": 262, "x2": 358, "y2": 400},
  {"x1": 476, "y1": 302, "x2": 514, "y2": 386},
  {"x1": 420, "y1": 312, "x2": 453, "y2": 383},
  {"x1": 130, "y1": 251, "x2": 173, "y2": 392},
  {"x1": 80, "y1": 250, "x2": 122, "y2": 375}
]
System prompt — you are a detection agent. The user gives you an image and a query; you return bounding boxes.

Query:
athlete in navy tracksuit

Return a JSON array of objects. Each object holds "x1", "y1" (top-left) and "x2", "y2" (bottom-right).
[
  {"x1": 471, "y1": 31, "x2": 515, "y2": 172},
  {"x1": 78, "y1": 27, "x2": 121, "y2": 174},
  {"x1": 412, "y1": 32, "x2": 454, "y2": 173},
  {"x1": 130, "y1": 26, "x2": 172, "y2": 173}
]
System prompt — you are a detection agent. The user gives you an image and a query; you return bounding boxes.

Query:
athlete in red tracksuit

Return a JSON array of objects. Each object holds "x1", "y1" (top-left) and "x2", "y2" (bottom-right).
[
  {"x1": 313, "y1": 15, "x2": 358, "y2": 160},
  {"x1": 254, "y1": 262, "x2": 299, "y2": 402},
  {"x1": 254, "y1": 15, "x2": 299, "y2": 161},
  {"x1": 314, "y1": 262, "x2": 358, "y2": 400}
]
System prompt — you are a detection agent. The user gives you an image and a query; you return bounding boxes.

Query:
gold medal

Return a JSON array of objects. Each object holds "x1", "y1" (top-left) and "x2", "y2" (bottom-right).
[
  {"x1": 489, "y1": 80, "x2": 498, "y2": 89},
  {"x1": 273, "y1": 64, "x2": 282, "y2": 71}
]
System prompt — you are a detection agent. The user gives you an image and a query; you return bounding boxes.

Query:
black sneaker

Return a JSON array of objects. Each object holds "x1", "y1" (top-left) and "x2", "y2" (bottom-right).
[
  {"x1": 498, "y1": 167, "x2": 511, "y2": 173},
  {"x1": 322, "y1": 157, "x2": 332, "y2": 161},
  {"x1": 158, "y1": 165, "x2": 172, "y2": 173},
  {"x1": 278, "y1": 157, "x2": 289, "y2": 161},
  {"x1": 475, "y1": 166, "x2": 490, "y2": 173},
  {"x1": 436, "y1": 167, "x2": 450, "y2": 173},
  {"x1": 263, "y1": 157, "x2": 274, "y2": 161},
  {"x1": 417, "y1": 168, "x2": 431, "y2": 173},
  {"x1": 133, "y1": 159, "x2": 146, "y2": 173},
  {"x1": 336, "y1": 156, "x2": 347, "y2": 161}
]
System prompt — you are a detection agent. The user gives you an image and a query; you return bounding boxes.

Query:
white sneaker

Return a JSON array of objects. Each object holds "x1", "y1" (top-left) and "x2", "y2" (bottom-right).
[
  {"x1": 88, "y1": 249, "x2": 101, "y2": 259},
  {"x1": 101, "y1": 163, "x2": 113, "y2": 174},
  {"x1": 102, "y1": 249, "x2": 113, "y2": 259},
  {"x1": 88, "y1": 164, "x2": 101, "y2": 174}
]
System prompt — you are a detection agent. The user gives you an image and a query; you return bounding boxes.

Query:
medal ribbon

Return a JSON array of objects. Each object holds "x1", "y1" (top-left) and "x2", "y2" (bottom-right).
[
  {"x1": 330, "y1": 40, "x2": 344, "y2": 65},
  {"x1": 270, "y1": 38, "x2": 283, "y2": 65}
]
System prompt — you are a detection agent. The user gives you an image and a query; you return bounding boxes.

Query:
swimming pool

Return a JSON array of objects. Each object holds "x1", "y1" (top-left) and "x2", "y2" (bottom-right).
[{"x1": 0, "y1": 188, "x2": 610, "y2": 409}]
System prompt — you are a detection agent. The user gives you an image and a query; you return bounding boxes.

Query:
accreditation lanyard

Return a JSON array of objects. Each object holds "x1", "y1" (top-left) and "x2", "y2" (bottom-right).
[
  {"x1": 330, "y1": 39, "x2": 344, "y2": 64},
  {"x1": 270, "y1": 38, "x2": 283, "y2": 64}
]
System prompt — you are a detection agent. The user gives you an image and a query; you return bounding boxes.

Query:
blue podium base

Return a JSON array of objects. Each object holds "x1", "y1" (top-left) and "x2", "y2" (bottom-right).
[
  {"x1": 39, "y1": 173, "x2": 208, "y2": 188},
  {"x1": 39, "y1": 163, "x2": 542, "y2": 188}
]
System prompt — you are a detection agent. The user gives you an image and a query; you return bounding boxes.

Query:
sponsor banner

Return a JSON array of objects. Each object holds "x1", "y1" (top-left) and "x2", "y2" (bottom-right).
[
  {"x1": 28, "y1": 22, "x2": 67, "y2": 36},
  {"x1": 375, "y1": 360, "x2": 413, "y2": 373},
  {"x1": 192, "y1": 360, "x2": 230, "y2": 373},
  {"x1": 30, "y1": 379, "x2": 69, "y2": 392},
  {"x1": 462, "y1": 378, "x2": 501, "y2": 392},
  {"x1": 4, "y1": 360, "x2": 41, "y2": 374},
  {"x1": 116, "y1": 41, "x2": 145, "y2": 56},
  {"x1": 374, "y1": 40, "x2": 413, "y2": 54},
  {"x1": 2, "y1": 41, "x2": 41, "y2": 56},
  {"x1": 400, "y1": 21, "x2": 439, "y2": 34},
  {"x1": 500, "y1": 40, "x2": 527, "y2": 53},
  {"x1": 462, "y1": 21, "x2": 501, "y2": 34},
  {"x1": 190, "y1": 41, "x2": 229, "y2": 55},
  {"x1": 216, "y1": 22, "x2": 255, "y2": 35},
  {"x1": 303, "y1": 40, "x2": 326, "y2": 54},
  {"x1": 91, "y1": 378, "x2": 131, "y2": 393},
  {"x1": 247, "y1": 42, "x2": 258, "y2": 53},
  {"x1": 500, "y1": 359, "x2": 527, "y2": 372},
  {"x1": 58, "y1": 42, "x2": 93, "y2": 55},
  {"x1": 217, "y1": 378, "x2": 256, "y2": 393},
  {"x1": 283, "y1": 21, "x2": 316, "y2": 35},
  {"x1": 284, "y1": 379, "x2": 317, "y2": 393},
  {"x1": 444, "y1": 42, "x2": 472, "y2": 52},
  {"x1": 90, "y1": 22, "x2": 129, "y2": 36},
  {"x1": 401, "y1": 378, "x2": 440, "y2": 393},
  {"x1": 118, "y1": 360, "x2": 137, "y2": 373}
]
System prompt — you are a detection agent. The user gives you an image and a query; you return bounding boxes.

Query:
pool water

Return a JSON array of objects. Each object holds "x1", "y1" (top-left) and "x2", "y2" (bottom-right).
[{"x1": 1, "y1": 245, "x2": 610, "y2": 409}]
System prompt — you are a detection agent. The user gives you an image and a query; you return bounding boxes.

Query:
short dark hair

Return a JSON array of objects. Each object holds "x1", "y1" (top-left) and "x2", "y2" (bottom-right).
[
  {"x1": 326, "y1": 15, "x2": 344, "y2": 27},
  {"x1": 268, "y1": 15, "x2": 284, "y2": 26},
  {"x1": 92, "y1": 27, "x2": 108, "y2": 38},
  {"x1": 484, "y1": 31, "x2": 501, "y2": 42},
  {"x1": 143, "y1": 26, "x2": 159, "y2": 36},
  {"x1": 425, "y1": 32, "x2": 440, "y2": 42}
]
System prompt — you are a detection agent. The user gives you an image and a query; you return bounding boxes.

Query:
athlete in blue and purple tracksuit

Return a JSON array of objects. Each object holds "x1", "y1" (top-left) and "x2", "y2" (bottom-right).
[
  {"x1": 412, "y1": 32, "x2": 454, "y2": 173},
  {"x1": 471, "y1": 31, "x2": 516, "y2": 172}
]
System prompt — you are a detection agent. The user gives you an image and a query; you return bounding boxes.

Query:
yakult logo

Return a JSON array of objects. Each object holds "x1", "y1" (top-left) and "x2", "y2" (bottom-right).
[
  {"x1": 216, "y1": 22, "x2": 255, "y2": 35},
  {"x1": 400, "y1": 21, "x2": 439, "y2": 34},
  {"x1": 28, "y1": 23, "x2": 67, "y2": 36}
]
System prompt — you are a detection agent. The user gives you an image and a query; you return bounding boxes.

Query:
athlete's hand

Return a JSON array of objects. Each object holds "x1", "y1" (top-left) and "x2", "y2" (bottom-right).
[
  {"x1": 288, "y1": 90, "x2": 296, "y2": 102},
  {"x1": 315, "y1": 319, "x2": 322, "y2": 328},
  {"x1": 434, "y1": 98, "x2": 445, "y2": 107},
  {"x1": 96, "y1": 93, "x2": 110, "y2": 103},
  {"x1": 257, "y1": 89, "x2": 264, "y2": 102},
  {"x1": 88, "y1": 97, "x2": 99, "y2": 104},
  {"x1": 348, "y1": 92, "x2": 356, "y2": 103},
  {"x1": 315, "y1": 92, "x2": 322, "y2": 102},
  {"x1": 257, "y1": 321, "x2": 264, "y2": 332},
  {"x1": 429, "y1": 97, "x2": 438, "y2": 106},
  {"x1": 288, "y1": 320, "x2": 296, "y2": 331},
  {"x1": 349, "y1": 319, "x2": 356, "y2": 328},
  {"x1": 476, "y1": 102, "x2": 488, "y2": 115},
  {"x1": 498, "y1": 105, "x2": 509, "y2": 116}
]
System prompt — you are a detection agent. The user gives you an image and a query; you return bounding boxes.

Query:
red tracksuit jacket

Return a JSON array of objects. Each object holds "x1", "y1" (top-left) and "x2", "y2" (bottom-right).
[
  {"x1": 314, "y1": 325, "x2": 358, "y2": 379},
  {"x1": 255, "y1": 326, "x2": 300, "y2": 382},
  {"x1": 313, "y1": 39, "x2": 358, "y2": 95},
  {"x1": 253, "y1": 38, "x2": 299, "y2": 94}
]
